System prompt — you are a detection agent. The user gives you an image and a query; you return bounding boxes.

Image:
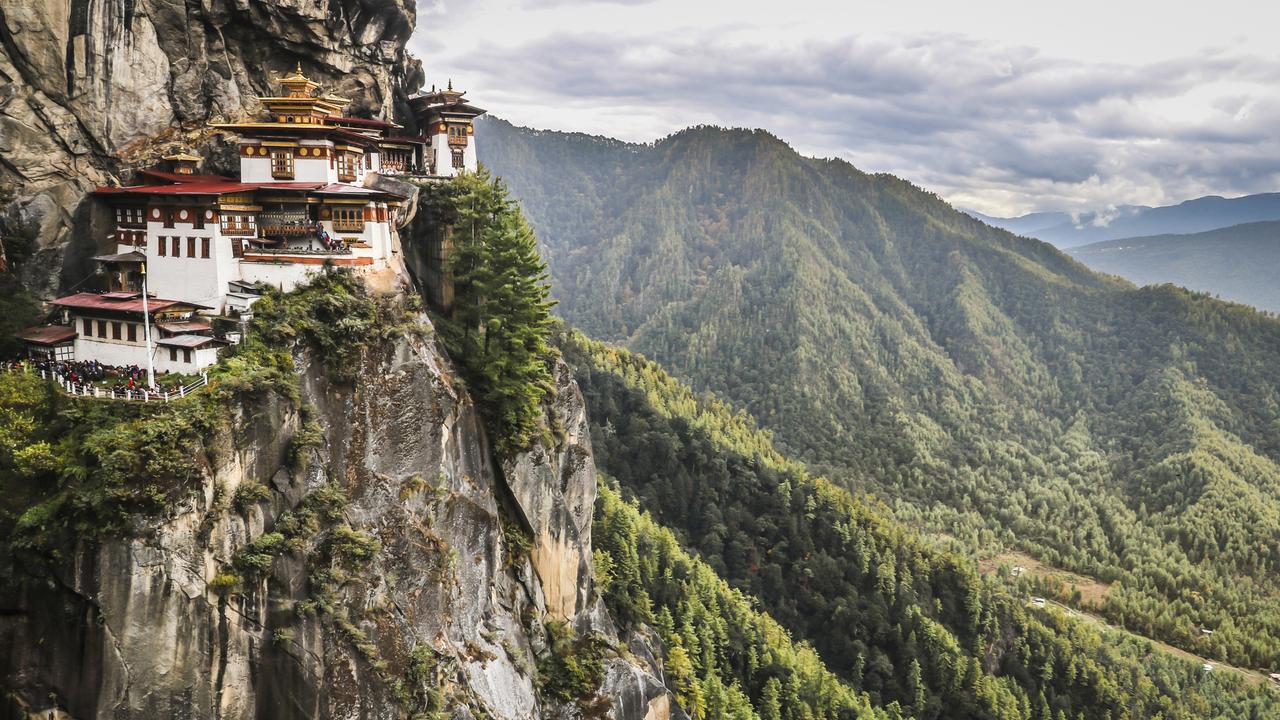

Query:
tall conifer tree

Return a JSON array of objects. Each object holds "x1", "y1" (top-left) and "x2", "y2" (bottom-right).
[{"x1": 439, "y1": 170, "x2": 557, "y2": 454}]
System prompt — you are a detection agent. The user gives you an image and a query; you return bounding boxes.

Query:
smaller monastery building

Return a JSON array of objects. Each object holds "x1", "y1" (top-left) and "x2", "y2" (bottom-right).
[{"x1": 17, "y1": 67, "x2": 485, "y2": 380}]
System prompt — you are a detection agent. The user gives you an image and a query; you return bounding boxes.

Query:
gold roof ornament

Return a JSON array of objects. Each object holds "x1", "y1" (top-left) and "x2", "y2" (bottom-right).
[
  {"x1": 161, "y1": 151, "x2": 203, "y2": 162},
  {"x1": 279, "y1": 63, "x2": 321, "y2": 98}
]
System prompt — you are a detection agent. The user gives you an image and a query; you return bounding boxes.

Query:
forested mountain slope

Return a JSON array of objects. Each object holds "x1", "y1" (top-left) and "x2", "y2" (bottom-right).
[
  {"x1": 478, "y1": 117, "x2": 1280, "y2": 670},
  {"x1": 1068, "y1": 221, "x2": 1280, "y2": 312},
  {"x1": 569, "y1": 330, "x2": 1280, "y2": 719}
]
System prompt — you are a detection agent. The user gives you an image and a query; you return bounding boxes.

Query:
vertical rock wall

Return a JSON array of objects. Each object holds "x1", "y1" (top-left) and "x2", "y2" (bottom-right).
[{"x1": 0, "y1": 314, "x2": 683, "y2": 720}]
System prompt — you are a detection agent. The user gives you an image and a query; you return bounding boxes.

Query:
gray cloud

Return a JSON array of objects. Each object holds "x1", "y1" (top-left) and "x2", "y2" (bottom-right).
[{"x1": 411, "y1": 21, "x2": 1280, "y2": 215}]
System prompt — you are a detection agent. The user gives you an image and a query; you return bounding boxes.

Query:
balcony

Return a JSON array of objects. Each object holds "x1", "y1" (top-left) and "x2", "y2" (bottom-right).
[
  {"x1": 332, "y1": 219, "x2": 365, "y2": 233},
  {"x1": 258, "y1": 212, "x2": 314, "y2": 236},
  {"x1": 245, "y1": 245, "x2": 352, "y2": 257}
]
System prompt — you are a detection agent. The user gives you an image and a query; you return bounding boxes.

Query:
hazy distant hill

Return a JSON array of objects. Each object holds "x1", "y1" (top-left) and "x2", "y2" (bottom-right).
[
  {"x1": 971, "y1": 193, "x2": 1280, "y2": 248},
  {"x1": 1069, "y1": 221, "x2": 1280, "y2": 312},
  {"x1": 965, "y1": 209, "x2": 1072, "y2": 237}
]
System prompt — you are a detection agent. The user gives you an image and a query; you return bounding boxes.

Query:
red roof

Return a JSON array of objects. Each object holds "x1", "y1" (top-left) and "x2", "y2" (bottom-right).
[
  {"x1": 96, "y1": 181, "x2": 256, "y2": 195},
  {"x1": 17, "y1": 325, "x2": 77, "y2": 345},
  {"x1": 137, "y1": 169, "x2": 235, "y2": 184},
  {"x1": 50, "y1": 292, "x2": 206, "y2": 314},
  {"x1": 95, "y1": 181, "x2": 326, "y2": 196},
  {"x1": 382, "y1": 134, "x2": 429, "y2": 144}
]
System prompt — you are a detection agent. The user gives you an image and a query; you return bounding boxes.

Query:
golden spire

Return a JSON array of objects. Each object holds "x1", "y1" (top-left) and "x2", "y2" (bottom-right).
[{"x1": 279, "y1": 63, "x2": 320, "y2": 98}]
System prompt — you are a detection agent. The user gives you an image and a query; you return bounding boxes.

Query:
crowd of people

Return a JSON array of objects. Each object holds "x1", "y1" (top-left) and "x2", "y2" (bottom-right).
[{"x1": 6, "y1": 357, "x2": 189, "y2": 396}]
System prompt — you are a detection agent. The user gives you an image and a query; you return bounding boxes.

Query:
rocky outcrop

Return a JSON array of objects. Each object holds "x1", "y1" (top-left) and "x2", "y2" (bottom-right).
[
  {"x1": 0, "y1": 0, "x2": 424, "y2": 296},
  {"x1": 0, "y1": 311, "x2": 682, "y2": 719}
]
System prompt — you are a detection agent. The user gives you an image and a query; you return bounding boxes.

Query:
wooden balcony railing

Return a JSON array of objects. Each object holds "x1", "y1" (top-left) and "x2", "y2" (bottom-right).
[{"x1": 258, "y1": 212, "x2": 314, "y2": 236}]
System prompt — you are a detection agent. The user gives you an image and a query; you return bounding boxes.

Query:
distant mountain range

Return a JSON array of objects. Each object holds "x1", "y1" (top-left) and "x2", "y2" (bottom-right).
[
  {"x1": 1068, "y1": 220, "x2": 1280, "y2": 312},
  {"x1": 969, "y1": 193, "x2": 1280, "y2": 248}
]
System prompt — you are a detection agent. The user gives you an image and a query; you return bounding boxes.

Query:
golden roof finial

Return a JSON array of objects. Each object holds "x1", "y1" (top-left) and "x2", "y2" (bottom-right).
[{"x1": 279, "y1": 62, "x2": 320, "y2": 98}]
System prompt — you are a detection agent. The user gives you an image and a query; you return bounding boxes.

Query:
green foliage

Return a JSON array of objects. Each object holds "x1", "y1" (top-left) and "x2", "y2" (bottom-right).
[
  {"x1": 0, "y1": 270, "x2": 407, "y2": 565},
  {"x1": 596, "y1": 483, "x2": 893, "y2": 720},
  {"x1": 272, "y1": 628, "x2": 295, "y2": 647},
  {"x1": 233, "y1": 482, "x2": 272, "y2": 513},
  {"x1": 503, "y1": 521, "x2": 533, "y2": 567},
  {"x1": 208, "y1": 570, "x2": 241, "y2": 593},
  {"x1": 0, "y1": 370, "x2": 216, "y2": 551},
  {"x1": 535, "y1": 620, "x2": 608, "y2": 704},
  {"x1": 486, "y1": 119, "x2": 1280, "y2": 671},
  {"x1": 576, "y1": 331, "x2": 1280, "y2": 720},
  {"x1": 421, "y1": 172, "x2": 558, "y2": 455},
  {"x1": 234, "y1": 531, "x2": 288, "y2": 575},
  {"x1": 324, "y1": 523, "x2": 380, "y2": 563}
]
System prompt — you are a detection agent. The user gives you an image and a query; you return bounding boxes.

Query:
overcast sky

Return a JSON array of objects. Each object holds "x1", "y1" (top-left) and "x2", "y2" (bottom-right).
[{"x1": 410, "y1": 0, "x2": 1280, "y2": 216}]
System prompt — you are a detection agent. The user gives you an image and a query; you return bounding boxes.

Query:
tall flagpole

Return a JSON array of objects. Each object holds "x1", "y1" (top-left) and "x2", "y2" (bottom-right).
[{"x1": 141, "y1": 262, "x2": 156, "y2": 390}]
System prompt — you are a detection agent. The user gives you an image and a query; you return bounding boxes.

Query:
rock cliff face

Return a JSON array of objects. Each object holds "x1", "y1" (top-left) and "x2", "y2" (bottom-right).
[
  {"x1": 1, "y1": 313, "x2": 683, "y2": 720},
  {"x1": 0, "y1": 0, "x2": 424, "y2": 296}
]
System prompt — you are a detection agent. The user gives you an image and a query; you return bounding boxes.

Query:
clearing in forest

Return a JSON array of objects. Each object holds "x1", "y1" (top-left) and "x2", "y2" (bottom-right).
[{"x1": 978, "y1": 550, "x2": 1112, "y2": 606}]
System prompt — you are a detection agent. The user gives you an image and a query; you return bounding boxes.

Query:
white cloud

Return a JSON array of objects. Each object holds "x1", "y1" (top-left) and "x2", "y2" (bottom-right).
[{"x1": 410, "y1": 0, "x2": 1280, "y2": 215}]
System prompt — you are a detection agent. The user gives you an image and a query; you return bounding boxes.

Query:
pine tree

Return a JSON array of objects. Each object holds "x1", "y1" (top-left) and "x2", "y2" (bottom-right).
[
  {"x1": 759, "y1": 677, "x2": 783, "y2": 720},
  {"x1": 437, "y1": 170, "x2": 558, "y2": 454}
]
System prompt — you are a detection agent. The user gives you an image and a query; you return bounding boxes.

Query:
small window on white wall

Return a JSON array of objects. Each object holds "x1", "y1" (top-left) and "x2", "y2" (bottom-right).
[{"x1": 271, "y1": 150, "x2": 295, "y2": 179}]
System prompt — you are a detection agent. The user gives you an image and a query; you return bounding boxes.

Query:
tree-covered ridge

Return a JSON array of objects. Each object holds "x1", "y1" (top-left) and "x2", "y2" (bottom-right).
[
  {"x1": 568, "y1": 329, "x2": 1280, "y2": 719},
  {"x1": 480, "y1": 117, "x2": 1280, "y2": 670},
  {"x1": 596, "y1": 484, "x2": 898, "y2": 720}
]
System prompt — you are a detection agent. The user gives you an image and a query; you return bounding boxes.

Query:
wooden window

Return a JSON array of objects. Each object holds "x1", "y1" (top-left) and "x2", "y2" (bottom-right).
[
  {"x1": 127, "y1": 324, "x2": 137, "y2": 342},
  {"x1": 271, "y1": 149, "x2": 295, "y2": 179},
  {"x1": 111, "y1": 322, "x2": 121, "y2": 340},
  {"x1": 201, "y1": 237, "x2": 211, "y2": 258},
  {"x1": 447, "y1": 125, "x2": 468, "y2": 146},
  {"x1": 183, "y1": 349, "x2": 192, "y2": 363},
  {"x1": 82, "y1": 318, "x2": 93, "y2": 337},
  {"x1": 97, "y1": 320, "x2": 107, "y2": 337},
  {"x1": 451, "y1": 148, "x2": 464, "y2": 169},
  {"x1": 337, "y1": 152, "x2": 358, "y2": 181},
  {"x1": 172, "y1": 237, "x2": 181, "y2": 257},
  {"x1": 163, "y1": 208, "x2": 174, "y2": 228},
  {"x1": 169, "y1": 347, "x2": 177, "y2": 362},
  {"x1": 221, "y1": 214, "x2": 255, "y2": 236},
  {"x1": 122, "y1": 208, "x2": 133, "y2": 225},
  {"x1": 231, "y1": 238, "x2": 244, "y2": 258},
  {"x1": 187, "y1": 237, "x2": 196, "y2": 257},
  {"x1": 332, "y1": 207, "x2": 364, "y2": 232},
  {"x1": 158, "y1": 236, "x2": 167, "y2": 256},
  {"x1": 193, "y1": 209, "x2": 205, "y2": 230}
]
